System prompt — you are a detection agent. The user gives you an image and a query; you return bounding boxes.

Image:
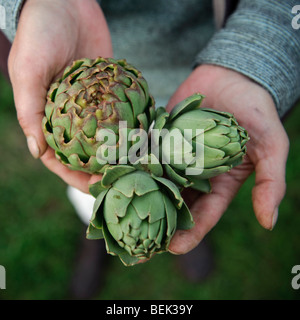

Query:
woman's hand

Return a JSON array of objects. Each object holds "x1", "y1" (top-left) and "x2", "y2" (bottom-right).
[
  {"x1": 167, "y1": 64, "x2": 289, "y2": 254},
  {"x1": 8, "y1": 0, "x2": 112, "y2": 193}
]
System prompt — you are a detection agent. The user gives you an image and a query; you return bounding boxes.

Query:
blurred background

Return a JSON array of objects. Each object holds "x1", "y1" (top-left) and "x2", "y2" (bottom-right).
[{"x1": 0, "y1": 72, "x2": 299, "y2": 300}]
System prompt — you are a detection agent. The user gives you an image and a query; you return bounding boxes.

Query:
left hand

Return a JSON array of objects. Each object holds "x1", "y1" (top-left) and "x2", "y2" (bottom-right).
[
  {"x1": 8, "y1": 0, "x2": 112, "y2": 193},
  {"x1": 166, "y1": 64, "x2": 289, "y2": 254}
]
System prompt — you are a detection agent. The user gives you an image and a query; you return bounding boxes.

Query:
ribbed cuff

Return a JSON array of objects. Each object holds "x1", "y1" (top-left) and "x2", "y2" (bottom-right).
[
  {"x1": 195, "y1": 0, "x2": 300, "y2": 118},
  {"x1": 0, "y1": 0, "x2": 26, "y2": 42}
]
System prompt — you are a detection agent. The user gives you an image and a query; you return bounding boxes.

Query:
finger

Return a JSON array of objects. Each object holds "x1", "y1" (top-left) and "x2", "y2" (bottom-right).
[
  {"x1": 169, "y1": 163, "x2": 252, "y2": 255},
  {"x1": 9, "y1": 59, "x2": 49, "y2": 159},
  {"x1": 88, "y1": 174, "x2": 103, "y2": 185},
  {"x1": 251, "y1": 136, "x2": 289, "y2": 230},
  {"x1": 40, "y1": 148, "x2": 92, "y2": 193}
]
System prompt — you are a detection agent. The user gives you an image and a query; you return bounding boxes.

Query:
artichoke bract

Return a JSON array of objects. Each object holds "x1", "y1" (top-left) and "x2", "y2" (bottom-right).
[
  {"x1": 87, "y1": 165, "x2": 194, "y2": 266},
  {"x1": 42, "y1": 57, "x2": 155, "y2": 173},
  {"x1": 153, "y1": 93, "x2": 249, "y2": 192}
]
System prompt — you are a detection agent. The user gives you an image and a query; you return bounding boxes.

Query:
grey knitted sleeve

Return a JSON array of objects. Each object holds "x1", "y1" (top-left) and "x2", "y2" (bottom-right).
[
  {"x1": 0, "y1": 0, "x2": 25, "y2": 42},
  {"x1": 195, "y1": 0, "x2": 300, "y2": 118}
]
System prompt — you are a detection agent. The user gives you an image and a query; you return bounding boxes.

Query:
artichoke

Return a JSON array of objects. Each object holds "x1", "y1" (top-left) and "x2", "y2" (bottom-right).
[
  {"x1": 86, "y1": 164, "x2": 194, "y2": 266},
  {"x1": 42, "y1": 57, "x2": 155, "y2": 173},
  {"x1": 41, "y1": 56, "x2": 250, "y2": 266},
  {"x1": 152, "y1": 93, "x2": 249, "y2": 192}
]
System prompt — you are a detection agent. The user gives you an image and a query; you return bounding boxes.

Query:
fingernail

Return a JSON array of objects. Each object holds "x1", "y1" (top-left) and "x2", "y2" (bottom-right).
[
  {"x1": 271, "y1": 207, "x2": 279, "y2": 230},
  {"x1": 27, "y1": 136, "x2": 40, "y2": 159},
  {"x1": 168, "y1": 249, "x2": 180, "y2": 255}
]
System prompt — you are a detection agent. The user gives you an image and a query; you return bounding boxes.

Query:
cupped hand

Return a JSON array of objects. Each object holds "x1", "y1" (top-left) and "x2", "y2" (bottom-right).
[
  {"x1": 167, "y1": 64, "x2": 289, "y2": 254},
  {"x1": 8, "y1": 0, "x2": 112, "y2": 193}
]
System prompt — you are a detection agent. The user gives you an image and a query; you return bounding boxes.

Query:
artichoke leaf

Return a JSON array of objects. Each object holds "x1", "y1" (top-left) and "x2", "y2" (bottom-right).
[
  {"x1": 102, "y1": 222, "x2": 126, "y2": 256},
  {"x1": 102, "y1": 222, "x2": 140, "y2": 266},
  {"x1": 155, "y1": 106, "x2": 168, "y2": 118},
  {"x1": 164, "y1": 163, "x2": 193, "y2": 188},
  {"x1": 169, "y1": 93, "x2": 204, "y2": 121},
  {"x1": 152, "y1": 175, "x2": 183, "y2": 209},
  {"x1": 199, "y1": 165, "x2": 232, "y2": 179},
  {"x1": 101, "y1": 164, "x2": 136, "y2": 187},
  {"x1": 152, "y1": 109, "x2": 169, "y2": 131},
  {"x1": 153, "y1": 218, "x2": 166, "y2": 249},
  {"x1": 145, "y1": 156, "x2": 164, "y2": 177},
  {"x1": 220, "y1": 141, "x2": 243, "y2": 157},
  {"x1": 120, "y1": 204, "x2": 142, "y2": 232},
  {"x1": 90, "y1": 189, "x2": 109, "y2": 225},
  {"x1": 125, "y1": 84, "x2": 147, "y2": 120},
  {"x1": 61, "y1": 59, "x2": 85, "y2": 80},
  {"x1": 137, "y1": 112, "x2": 149, "y2": 131},
  {"x1": 132, "y1": 153, "x2": 163, "y2": 177},
  {"x1": 200, "y1": 108, "x2": 235, "y2": 123},
  {"x1": 201, "y1": 144, "x2": 229, "y2": 168},
  {"x1": 203, "y1": 125, "x2": 232, "y2": 148},
  {"x1": 148, "y1": 219, "x2": 163, "y2": 242},
  {"x1": 113, "y1": 101, "x2": 135, "y2": 128},
  {"x1": 103, "y1": 188, "x2": 132, "y2": 221},
  {"x1": 131, "y1": 190, "x2": 165, "y2": 222},
  {"x1": 113, "y1": 171, "x2": 159, "y2": 197},
  {"x1": 86, "y1": 223, "x2": 104, "y2": 240},
  {"x1": 162, "y1": 194, "x2": 177, "y2": 237},
  {"x1": 176, "y1": 201, "x2": 195, "y2": 230},
  {"x1": 89, "y1": 180, "x2": 108, "y2": 198},
  {"x1": 184, "y1": 175, "x2": 211, "y2": 193},
  {"x1": 225, "y1": 151, "x2": 245, "y2": 167}
]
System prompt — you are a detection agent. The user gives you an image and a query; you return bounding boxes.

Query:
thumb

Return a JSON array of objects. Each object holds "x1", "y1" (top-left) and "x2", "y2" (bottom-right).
[
  {"x1": 10, "y1": 66, "x2": 49, "y2": 159},
  {"x1": 252, "y1": 139, "x2": 289, "y2": 230}
]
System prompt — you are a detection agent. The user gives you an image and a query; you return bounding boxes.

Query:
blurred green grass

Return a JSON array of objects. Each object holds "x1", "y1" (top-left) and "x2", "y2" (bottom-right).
[{"x1": 0, "y1": 73, "x2": 299, "y2": 300}]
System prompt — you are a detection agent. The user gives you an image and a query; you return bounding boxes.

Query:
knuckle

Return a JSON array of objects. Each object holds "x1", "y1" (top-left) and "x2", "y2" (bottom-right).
[{"x1": 16, "y1": 111, "x2": 30, "y2": 131}]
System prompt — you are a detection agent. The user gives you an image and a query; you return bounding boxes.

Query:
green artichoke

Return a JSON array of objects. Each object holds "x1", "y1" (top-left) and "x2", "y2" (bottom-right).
[
  {"x1": 42, "y1": 57, "x2": 155, "y2": 173},
  {"x1": 41, "y1": 56, "x2": 250, "y2": 266},
  {"x1": 86, "y1": 164, "x2": 194, "y2": 266},
  {"x1": 152, "y1": 93, "x2": 249, "y2": 192}
]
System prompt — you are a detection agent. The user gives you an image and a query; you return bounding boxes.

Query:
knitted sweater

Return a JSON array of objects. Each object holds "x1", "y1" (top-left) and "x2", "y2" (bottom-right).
[{"x1": 1, "y1": 0, "x2": 299, "y2": 117}]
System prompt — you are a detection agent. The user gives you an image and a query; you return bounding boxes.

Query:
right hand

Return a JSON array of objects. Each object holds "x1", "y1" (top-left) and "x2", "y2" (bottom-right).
[
  {"x1": 8, "y1": 0, "x2": 113, "y2": 193},
  {"x1": 166, "y1": 65, "x2": 289, "y2": 254}
]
